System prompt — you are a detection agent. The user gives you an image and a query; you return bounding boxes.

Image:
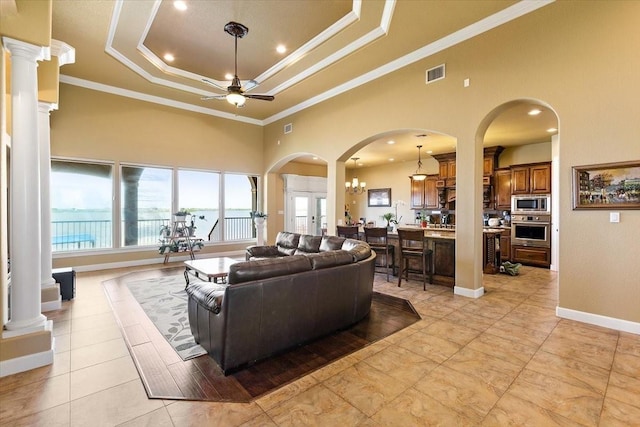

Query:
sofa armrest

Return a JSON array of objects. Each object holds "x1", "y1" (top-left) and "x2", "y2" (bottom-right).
[{"x1": 245, "y1": 245, "x2": 279, "y2": 260}]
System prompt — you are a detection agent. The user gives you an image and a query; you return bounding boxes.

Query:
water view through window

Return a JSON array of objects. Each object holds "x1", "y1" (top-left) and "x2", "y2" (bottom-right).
[{"x1": 51, "y1": 159, "x2": 260, "y2": 252}]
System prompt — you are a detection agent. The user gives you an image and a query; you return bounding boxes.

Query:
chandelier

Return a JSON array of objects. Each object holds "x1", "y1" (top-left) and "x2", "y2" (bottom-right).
[
  {"x1": 412, "y1": 145, "x2": 427, "y2": 181},
  {"x1": 345, "y1": 157, "x2": 366, "y2": 194}
]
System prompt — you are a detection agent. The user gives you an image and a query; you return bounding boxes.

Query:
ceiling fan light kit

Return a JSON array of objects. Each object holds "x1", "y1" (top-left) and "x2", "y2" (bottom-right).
[{"x1": 202, "y1": 21, "x2": 275, "y2": 107}]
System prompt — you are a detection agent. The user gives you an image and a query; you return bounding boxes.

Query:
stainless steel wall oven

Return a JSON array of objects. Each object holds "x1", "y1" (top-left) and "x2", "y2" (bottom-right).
[{"x1": 511, "y1": 214, "x2": 551, "y2": 248}]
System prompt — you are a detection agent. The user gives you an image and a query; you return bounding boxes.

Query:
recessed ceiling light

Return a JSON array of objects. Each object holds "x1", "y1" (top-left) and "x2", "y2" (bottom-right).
[
  {"x1": 276, "y1": 45, "x2": 286, "y2": 54},
  {"x1": 163, "y1": 53, "x2": 175, "y2": 62},
  {"x1": 173, "y1": 1, "x2": 187, "y2": 11},
  {"x1": 547, "y1": 127, "x2": 558, "y2": 133},
  {"x1": 389, "y1": 158, "x2": 394, "y2": 162},
  {"x1": 427, "y1": 150, "x2": 433, "y2": 154},
  {"x1": 387, "y1": 140, "x2": 395, "y2": 145},
  {"x1": 528, "y1": 108, "x2": 542, "y2": 116},
  {"x1": 224, "y1": 73, "x2": 233, "y2": 80},
  {"x1": 312, "y1": 156, "x2": 318, "y2": 160}
]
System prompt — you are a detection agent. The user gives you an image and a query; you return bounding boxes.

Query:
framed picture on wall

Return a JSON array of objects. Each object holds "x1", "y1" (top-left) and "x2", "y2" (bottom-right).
[
  {"x1": 368, "y1": 188, "x2": 391, "y2": 207},
  {"x1": 572, "y1": 160, "x2": 640, "y2": 209}
]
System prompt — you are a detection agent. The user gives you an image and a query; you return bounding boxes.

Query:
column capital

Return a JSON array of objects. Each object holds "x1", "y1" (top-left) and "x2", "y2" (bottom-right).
[
  {"x1": 50, "y1": 39, "x2": 75, "y2": 67},
  {"x1": 2, "y1": 37, "x2": 50, "y2": 62}
]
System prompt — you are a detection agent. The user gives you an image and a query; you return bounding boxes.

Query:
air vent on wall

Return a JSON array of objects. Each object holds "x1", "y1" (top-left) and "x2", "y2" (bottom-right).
[
  {"x1": 284, "y1": 123, "x2": 293, "y2": 134},
  {"x1": 426, "y1": 64, "x2": 445, "y2": 84}
]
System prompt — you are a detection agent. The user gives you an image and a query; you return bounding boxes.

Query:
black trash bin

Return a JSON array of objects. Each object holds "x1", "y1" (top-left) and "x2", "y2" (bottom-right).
[{"x1": 52, "y1": 267, "x2": 76, "y2": 301}]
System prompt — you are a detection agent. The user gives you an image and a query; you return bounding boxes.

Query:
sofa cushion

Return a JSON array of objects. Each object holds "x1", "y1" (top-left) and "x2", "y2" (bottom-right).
[
  {"x1": 306, "y1": 250, "x2": 354, "y2": 270},
  {"x1": 276, "y1": 231, "x2": 300, "y2": 256},
  {"x1": 245, "y1": 245, "x2": 280, "y2": 260},
  {"x1": 341, "y1": 238, "x2": 372, "y2": 261},
  {"x1": 294, "y1": 234, "x2": 322, "y2": 255},
  {"x1": 319, "y1": 235, "x2": 345, "y2": 252},
  {"x1": 185, "y1": 281, "x2": 227, "y2": 314},
  {"x1": 228, "y1": 255, "x2": 311, "y2": 284}
]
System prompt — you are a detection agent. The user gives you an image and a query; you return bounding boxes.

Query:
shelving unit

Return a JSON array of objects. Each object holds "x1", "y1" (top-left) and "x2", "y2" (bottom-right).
[{"x1": 160, "y1": 218, "x2": 203, "y2": 264}]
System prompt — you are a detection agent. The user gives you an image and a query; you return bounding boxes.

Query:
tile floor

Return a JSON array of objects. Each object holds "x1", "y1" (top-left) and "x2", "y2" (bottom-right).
[{"x1": 1, "y1": 264, "x2": 639, "y2": 426}]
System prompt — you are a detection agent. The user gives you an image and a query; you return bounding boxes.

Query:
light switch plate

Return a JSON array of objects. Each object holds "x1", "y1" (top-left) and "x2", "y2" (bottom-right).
[{"x1": 610, "y1": 212, "x2": 620, "y2": 223}]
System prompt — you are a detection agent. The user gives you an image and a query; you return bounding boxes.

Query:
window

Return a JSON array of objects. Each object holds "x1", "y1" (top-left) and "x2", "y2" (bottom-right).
[
  {"x1": 51, "y1": 160, "x2": 113, "y2": 252},
  {"x1": 224, "y1": 174, "x2": 258, "y2": 240},
  {"x1": 51, "y1": 159, "x2": 260, "y2": 252},
  {"x1": 121, "y1": 165, "x2": 172, "y2": 247},
  {"x1": 178, "y1": 169, "x2": 219, "y2": 241}
]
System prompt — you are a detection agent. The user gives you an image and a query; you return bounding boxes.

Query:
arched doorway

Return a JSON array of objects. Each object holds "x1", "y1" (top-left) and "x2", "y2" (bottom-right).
[
  {"x1": 265, "y1": 153, "x2": 329, "y2": 240},
  {"x1": 477, "y1": 99, "x2": 560, "y2": 272}
]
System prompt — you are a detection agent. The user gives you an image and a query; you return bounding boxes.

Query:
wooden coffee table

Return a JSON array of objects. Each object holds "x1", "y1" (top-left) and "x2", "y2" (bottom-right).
[{"x1": 184, "y1": 257, "x2": 239, "y2": 286}]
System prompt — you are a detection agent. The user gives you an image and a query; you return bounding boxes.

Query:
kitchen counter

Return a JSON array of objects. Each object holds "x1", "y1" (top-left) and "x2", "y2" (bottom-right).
[{"x1": 388, "y1": 230, "x2": 455, "y2": 287}]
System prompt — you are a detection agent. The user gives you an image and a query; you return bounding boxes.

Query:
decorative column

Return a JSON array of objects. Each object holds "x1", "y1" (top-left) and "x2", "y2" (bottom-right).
[
  {"x1": 3, "y1": 37, "x2": 49, "y2": 332},
  {"x1": 38, "y1": 102, "x2": 60, "y2": 313},
  {"x1": 38, "y1": 40, "x2": 74, "y2": 312}
]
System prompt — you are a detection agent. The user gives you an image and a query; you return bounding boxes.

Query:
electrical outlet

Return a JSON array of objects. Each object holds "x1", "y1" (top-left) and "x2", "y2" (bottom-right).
[{"x1": 610, "y1": 212, "x2": 620, "y2": 223}]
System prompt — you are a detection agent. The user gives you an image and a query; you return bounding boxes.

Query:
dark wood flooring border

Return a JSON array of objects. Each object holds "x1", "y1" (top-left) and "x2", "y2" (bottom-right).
[{"x1": 103, "y1": 268, "x2": 421, "y2": 402}]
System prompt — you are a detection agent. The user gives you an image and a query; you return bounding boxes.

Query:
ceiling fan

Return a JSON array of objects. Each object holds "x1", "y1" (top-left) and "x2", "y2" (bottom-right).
[{"x1": 201, "y1": 22, "x2": 275, "y2": 108}]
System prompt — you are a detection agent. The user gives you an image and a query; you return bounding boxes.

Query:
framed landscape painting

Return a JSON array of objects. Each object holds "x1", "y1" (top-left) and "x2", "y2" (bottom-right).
[
  {"x1": 572, "y1": 160, "x2": 640, "y2": 209},
  {"x1": 368, "y1": 188, "x2": 391, "y2": 207}
]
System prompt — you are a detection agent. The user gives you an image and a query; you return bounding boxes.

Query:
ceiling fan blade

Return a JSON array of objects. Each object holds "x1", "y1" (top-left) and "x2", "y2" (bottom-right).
[
  {"x1": 201, "y1": 78, "x2": 227, "y2": 91},
  {"x1": 201, "y1": 95, "x2": 227, "y2": 100},
  {"x1": 242, "y1": 79, "x2": 259, "y2": 92},
  {"x1": 245, "y1": 94, "x2": 275, "y2": 101}
]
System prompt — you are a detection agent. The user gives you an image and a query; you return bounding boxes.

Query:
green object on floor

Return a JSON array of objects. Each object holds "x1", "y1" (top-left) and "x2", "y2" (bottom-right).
[{"x1": 500, "y1": 261, "x2": 522, "y2": 276}]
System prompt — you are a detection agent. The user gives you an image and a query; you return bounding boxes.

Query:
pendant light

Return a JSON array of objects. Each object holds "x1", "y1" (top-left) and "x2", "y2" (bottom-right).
[{"x1": 412, "y1": 145, "x2": 427, "y2": 181}]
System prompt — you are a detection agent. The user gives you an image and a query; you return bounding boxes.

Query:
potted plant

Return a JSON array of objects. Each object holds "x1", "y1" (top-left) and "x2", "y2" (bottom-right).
[
  {"x1": 173, "y1": 209, "x2": 190, "y2": 221},
  {"x1": 381, "y1": 212, "x2": 397, "y2": 231}
]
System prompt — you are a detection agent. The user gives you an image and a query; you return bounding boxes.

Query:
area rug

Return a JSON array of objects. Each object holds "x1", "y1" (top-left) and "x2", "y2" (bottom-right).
[
  {"x1": 108, "y1": 269, "x2": 421, "y2": 402},
  {"x1": 126, "y1": 275, "x2": 206, "y2": 360}
]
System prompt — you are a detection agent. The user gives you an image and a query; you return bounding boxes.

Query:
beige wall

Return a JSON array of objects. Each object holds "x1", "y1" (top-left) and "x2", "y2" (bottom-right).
[
  {"x1": 499, "y1": 142, "x2": 551, "y2": 168},
  {"x1": 263, "y1": 2, "x2": 640, "y2": 322},
  {"x1": 0, "y1": 0, "x2": 51, "y2": 47}
]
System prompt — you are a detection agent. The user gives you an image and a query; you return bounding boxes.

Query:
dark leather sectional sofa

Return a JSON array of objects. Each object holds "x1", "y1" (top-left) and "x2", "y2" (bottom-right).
[{"x1": 186, "y1": 231, "x2": 376, "y2": 374}]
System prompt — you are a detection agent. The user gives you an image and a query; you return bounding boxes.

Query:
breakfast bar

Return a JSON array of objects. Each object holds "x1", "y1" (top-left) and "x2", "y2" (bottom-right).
[{"x1": 382, "y1": 225, "x2": 507, "y2": 287}]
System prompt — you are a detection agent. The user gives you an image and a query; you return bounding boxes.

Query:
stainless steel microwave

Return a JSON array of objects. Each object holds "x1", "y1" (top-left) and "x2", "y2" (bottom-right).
[{"x1": 511, "y1": 194, "x2": 550, "y2": 214}]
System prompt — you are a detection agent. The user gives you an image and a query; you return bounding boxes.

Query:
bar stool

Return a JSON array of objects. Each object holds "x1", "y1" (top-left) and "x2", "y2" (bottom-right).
[
  {"x1": 364, "y1": 227, "x2": 395, "y2": 281},
  {"x1": 336, "y1": 225, "x2": 359, "y2": 239},
  {"x1": 397, "y1": 228, "x2": 433, "y2": 290}
]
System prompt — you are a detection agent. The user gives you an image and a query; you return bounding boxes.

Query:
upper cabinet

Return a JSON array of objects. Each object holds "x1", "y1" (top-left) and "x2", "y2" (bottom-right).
[
  {"x1": 495, "y1": 168, "x2": 512, "y2": 210},
  {"x1": 433, "y1": 153, "x2": 456, "y2": 188},
  {"x1": 511, "y1": 162, "x2": 551, "y2": 194},
  {"x1": 410, "y1": 175, "x2": 438, "y2": 209},
  {"x1": 483, "y1": 146, "x2": 504, "y2": 177}
]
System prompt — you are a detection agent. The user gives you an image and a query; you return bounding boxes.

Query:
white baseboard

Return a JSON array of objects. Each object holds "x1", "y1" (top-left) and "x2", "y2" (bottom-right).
[
  {"x1": 454, "y1": 286, "x2": 484, "y2": 299},
  {"x1": 0, "y1": 348, "x2": 54, "y2": 377},
  {"x1": 70, "y1": 250, "x2": 245, "y2": 272},
  {"x1": 556, "y1": 306, "x2": 640, "y2": 335}
]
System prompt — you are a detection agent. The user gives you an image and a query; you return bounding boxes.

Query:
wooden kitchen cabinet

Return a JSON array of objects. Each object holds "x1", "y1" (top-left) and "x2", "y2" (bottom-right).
[
  {"x1": 410, "y1": 175, "x2": 438, "y2": 209},
  {"x1": 483, "y1": 146, "x2": 504, "y2": 176},
  {"x1": 500, "y1": 229, "x2": 511, "y2": 262},
  {"x1": 511, "y1": 245, "x2": 550, "y2": 267},
  {"x1": 433, "y1": 153, "x2": 456, "y2": 189},
  {"x1": 495, "y1": 168, "x2": 512, "y2": 210},
  {"x1": 530, "y1": 163, "x2": 551, "y2": 193},
  {"x1": 511, "y1": 162, "x2": 551, "y2": 194}
]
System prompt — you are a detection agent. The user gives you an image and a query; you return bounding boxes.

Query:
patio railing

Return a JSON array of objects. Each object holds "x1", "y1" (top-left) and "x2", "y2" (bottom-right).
[{"x1": 52, "y1": 216, "x2": 255, "y2": 252}]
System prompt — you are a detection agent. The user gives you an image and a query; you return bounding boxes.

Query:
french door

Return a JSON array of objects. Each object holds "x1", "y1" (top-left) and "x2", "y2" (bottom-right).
[{"x1": 288, "y1": 192, "x2": 326, "y2": 235}]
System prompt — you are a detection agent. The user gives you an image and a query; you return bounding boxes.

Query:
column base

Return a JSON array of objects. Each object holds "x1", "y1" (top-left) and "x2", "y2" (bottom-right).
[
  {"x1": 41, "y1": 283, "x2": 61, "y2": 312},
  {"x1": 4, "y1": 314, "x2": 48, "y2": 334}
]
